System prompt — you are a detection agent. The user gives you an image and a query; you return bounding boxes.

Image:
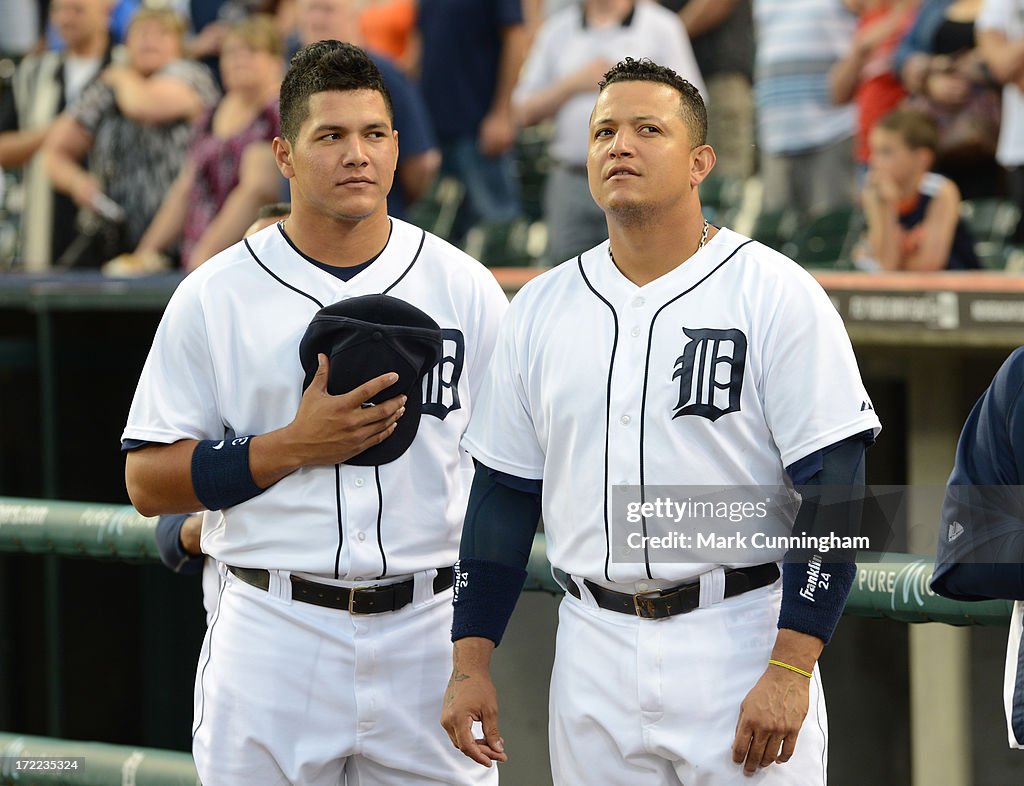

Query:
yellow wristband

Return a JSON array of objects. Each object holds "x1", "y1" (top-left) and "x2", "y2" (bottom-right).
[{"x1": 768, "y1": 659, "x2": 812, "y2": 679}]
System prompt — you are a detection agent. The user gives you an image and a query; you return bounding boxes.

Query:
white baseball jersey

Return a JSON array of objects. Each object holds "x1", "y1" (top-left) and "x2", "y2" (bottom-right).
[
  {"x1": 463, "y1": 227, "x2": 882, "y2": 587},
  {"x1": 123, "y1": 218, "x2": 508, "y2": 579}
]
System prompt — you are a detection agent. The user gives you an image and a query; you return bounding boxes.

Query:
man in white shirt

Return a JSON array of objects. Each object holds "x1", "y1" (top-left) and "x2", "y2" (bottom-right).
[
  {"x1": 513, "y1": 0, "x2": 704, "y2": 265},
  {"x1": 977, "y1": 0, "x2": 1024, "y2": 244}
]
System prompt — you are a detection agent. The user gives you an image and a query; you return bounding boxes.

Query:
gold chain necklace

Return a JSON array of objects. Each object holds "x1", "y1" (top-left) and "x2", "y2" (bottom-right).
[{"x1": 608, "y1": 218, "x2": 710, "y2": 265}]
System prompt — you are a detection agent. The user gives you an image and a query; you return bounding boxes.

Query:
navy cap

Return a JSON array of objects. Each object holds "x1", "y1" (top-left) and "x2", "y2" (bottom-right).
[{"x1": 298, "y1": 294, "x2": 443, "y2": 465}]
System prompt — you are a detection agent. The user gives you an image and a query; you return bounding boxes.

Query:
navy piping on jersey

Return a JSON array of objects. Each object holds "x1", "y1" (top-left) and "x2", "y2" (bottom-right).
[
  {"x1": 193, "y1": 575, "x2": 227, "y2": 740},
  {"x1": 276, "y1": 219, "x2": 392, "y2": 267},
  {"x1": 374, "y1": 465, "x2": 387, "y2": 579},
  {"x1": 576, "y1": 253, "x2": 620, "y2": 584},
  {"x1": 333, "y1": 464, "x2": 344, "y2": 580},
  {"x1": 382, "y1": 228, "x2": 426, "y2": 294},
  {"x1": 638, "y1": 239, "x2": 754, "y2": 578},
  {"x1": 244, "y1": 238, "x2": 325, "y2": 309},
  {"x1": 245, "y1": 221, "x2": 427, "y2": 581},
  {"x1": 277, "y1": 220, "x2": 394, "y2": 281}
]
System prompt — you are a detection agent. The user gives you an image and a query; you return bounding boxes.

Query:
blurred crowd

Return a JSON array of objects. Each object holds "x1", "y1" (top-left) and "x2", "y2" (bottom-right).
[{"x1": 0, "y1": 0, "x2": 1021, "y2": 274}]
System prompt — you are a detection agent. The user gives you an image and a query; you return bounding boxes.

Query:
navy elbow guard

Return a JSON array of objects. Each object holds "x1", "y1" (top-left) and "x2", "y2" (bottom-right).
[
  {"x1": 451, "y1": 558, "x2": 528, "y2": 646},
  {"x1": 778, "y1": 559, "x2": 856, "y2": 645}
]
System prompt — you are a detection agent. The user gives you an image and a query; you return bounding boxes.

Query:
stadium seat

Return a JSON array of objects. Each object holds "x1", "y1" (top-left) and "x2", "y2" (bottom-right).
[
  {"x1": 998, "y1": 243, "x2": 1024, "y2": 273},
  {"x1": 516, "y1": 126, "x2": 552, "y2": 224},
  {"x1": 408, "y1": 176, "x2": 465, "y2": 241},
  {"x1": 749, "y1": 207, "x2": 798, "y2": 253},
  {"x1": 784, "y1": 206, "x2": 860, "y2": 269},
  {"x1": 961, "y1": 199, "x2": 1021, "y2": 271},
  {"x1": 961, "y1": 198, "x2": 1021, "y2": 246},
  {"x1": 976, "y1": 241, "x2": 1008, "y2": 270},
  {"x1": 0, "y1": 171, "x2": 21, "y2": 269},
  {"x1": 699, "y1": 174, "x2": 744, "y2": 227},
  {"x1": 462, "y1": 219, "x2": 534, "y2": 267}
]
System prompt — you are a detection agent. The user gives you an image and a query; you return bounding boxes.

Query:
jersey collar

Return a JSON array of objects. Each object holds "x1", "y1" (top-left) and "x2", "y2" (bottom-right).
[
  {"x1": 583, "y1": 227, "x2": 738, "y2": 307},
  {"x1": 244, "y1": 217, "x2": 427, "y2": 306}
]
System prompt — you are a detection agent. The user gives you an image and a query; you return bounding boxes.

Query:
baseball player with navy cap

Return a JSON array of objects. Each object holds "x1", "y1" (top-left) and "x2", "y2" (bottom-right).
[
  {"x1": 442, "y1": 57, "x2": 881, "y2": 783},
  {"x1": 122, "y1": 40, "x2": 507, "y2": 785}
]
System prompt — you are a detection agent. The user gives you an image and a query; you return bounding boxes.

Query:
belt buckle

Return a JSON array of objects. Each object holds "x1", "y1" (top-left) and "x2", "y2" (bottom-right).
[
  {"x1": 347, "y1": 585, "x2": 372, "y2": 615},
  {"x1": 632, "y1": 589, "x2": 663, "y2": 619}
]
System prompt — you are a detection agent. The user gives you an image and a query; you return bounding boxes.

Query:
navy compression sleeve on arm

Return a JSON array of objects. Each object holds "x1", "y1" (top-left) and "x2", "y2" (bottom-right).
[
  {"x1": 778, "y1": 436, "x2": 868, "y2": 644},
  {"x1": 451, "y1": 463, "x2": 542, "y2": 646},
  {"x1": 155, "y1": 514, "x2": 204, "y2": 575}
]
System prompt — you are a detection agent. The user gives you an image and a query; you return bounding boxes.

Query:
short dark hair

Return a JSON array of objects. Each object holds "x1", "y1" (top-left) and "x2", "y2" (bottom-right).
[
  {"x1": 598, "y1": 57, "x2": 707, "y2": 146},
  {"x1": 876, "y1": 108, "x2": 939, "y2": 155},
  {"x1": 280, "y1": 40, "x2": 394, "y2": 143},
  {"x1": 255, "y1": 201, "x2": 291, "y2": 221}
]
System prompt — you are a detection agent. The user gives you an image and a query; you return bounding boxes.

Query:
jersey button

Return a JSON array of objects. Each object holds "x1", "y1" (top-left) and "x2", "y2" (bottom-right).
[
  {"x1": 355, "y1": 477, "x2": 365, "y2": 488},
  {"x1": 620, "y1": 415, "x2": 631, "y2": 425},
  {"x1": 630, "y1": 326, "x2": 641, "y2": 337},
  {"x1": 637, "y1": 582, "x2": 649, "y2": 592},
  {"x1": 633, "y1": 297, "x2": 645, "y2": 307},
  {"x1": 357, "y1": 532, "x2": 367, "y2": 541}
]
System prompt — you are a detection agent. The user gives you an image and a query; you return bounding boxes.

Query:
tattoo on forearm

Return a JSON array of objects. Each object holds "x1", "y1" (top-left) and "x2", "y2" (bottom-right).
[{"x1": 445, "y1": 647, "x2": 471, "y2": 707}]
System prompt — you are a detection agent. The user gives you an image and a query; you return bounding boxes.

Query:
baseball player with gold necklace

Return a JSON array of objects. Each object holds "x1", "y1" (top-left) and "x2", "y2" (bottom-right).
[
  {"x1": 442, "y1": 58, "x2": 881, "y2": 783},
  {"x1": 123, "y1": 41, "x2": 506, "y2": 785}
]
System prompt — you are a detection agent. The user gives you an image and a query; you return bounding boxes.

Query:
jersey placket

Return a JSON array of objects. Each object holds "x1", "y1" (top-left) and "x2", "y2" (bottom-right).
[
  {"x1": 336, "y1": 465, "x2": 385, "y2": 581},
  {"x1": 607, "y1": 290, "x2": 656, "y2": 584}
]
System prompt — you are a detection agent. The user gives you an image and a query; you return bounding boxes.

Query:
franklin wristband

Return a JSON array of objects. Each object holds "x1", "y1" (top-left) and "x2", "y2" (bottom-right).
[
  {"x1": 778, "y1": 559, "x2": 856, "y2": 645},
  {"x1": 191, "y1": 437, "x2": 266, "y2": 511},
  {"x1": 451, "y1": 557, "x2": 528, "y2": 646}
]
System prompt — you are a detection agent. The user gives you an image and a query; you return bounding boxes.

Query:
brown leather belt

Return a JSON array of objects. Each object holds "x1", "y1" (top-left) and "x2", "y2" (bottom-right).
[
  {"x1": 566, "y1": 563, "x2": 780, "y2": 620},
  {"x1": 228, "y1": 565, "x2": 454, "y2": 614}
]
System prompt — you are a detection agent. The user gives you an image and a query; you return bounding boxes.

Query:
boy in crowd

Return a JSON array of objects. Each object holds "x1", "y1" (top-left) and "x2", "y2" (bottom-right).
[{"x1": 857, "y1": 107, "x2": 979, "y2": 271}]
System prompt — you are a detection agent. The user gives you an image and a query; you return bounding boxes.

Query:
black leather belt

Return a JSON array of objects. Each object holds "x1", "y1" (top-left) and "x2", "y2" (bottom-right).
[
  {"x1": 228, "y1": 565, "x2": 454, "y2": 614},
  {"x1": 566, "y1": 563, "x2": 780, "y2": 620}
]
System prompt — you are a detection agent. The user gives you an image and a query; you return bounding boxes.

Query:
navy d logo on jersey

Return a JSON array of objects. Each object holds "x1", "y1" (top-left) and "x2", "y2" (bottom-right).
[
  {"x1": 421, "y1": 328, "x2": 465, "y2": 420},
  {"x1": 672, "y1": 328, "x2": 747, "y2": 421}
]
